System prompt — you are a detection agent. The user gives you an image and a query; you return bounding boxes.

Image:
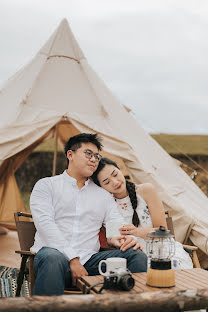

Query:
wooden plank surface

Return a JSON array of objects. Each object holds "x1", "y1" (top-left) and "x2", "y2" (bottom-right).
[{"x1": 77, "y1": 269, "x2": 208, "y2": 295}]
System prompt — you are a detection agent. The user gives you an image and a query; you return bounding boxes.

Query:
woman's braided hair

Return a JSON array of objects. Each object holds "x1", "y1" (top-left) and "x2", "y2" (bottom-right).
[
  {"x1": 91, "y1": 157, "x2": 140, "y2": 227},
  {"x1": 126, "y1": 180, "x2": 140, "y2": 227}
]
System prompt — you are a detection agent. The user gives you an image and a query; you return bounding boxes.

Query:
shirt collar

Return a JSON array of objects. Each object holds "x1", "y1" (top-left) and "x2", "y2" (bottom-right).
[{"x1": 63, "y1": 170, "x2": 90, "y2": 186}]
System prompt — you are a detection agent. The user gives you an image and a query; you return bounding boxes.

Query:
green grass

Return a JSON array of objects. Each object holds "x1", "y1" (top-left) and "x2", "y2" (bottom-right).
[
  {"x1": 22, "y1": 135, "x2": 208, "y2": 207},
  {"x1": 35, "y1": 135, "x2": 208, "y2": 156},
  {"x1": 34, "y1": 138, "x2": 63, "y2": 152},
  {"x1": 151, "y1": 134, "x2": 208, "y2": 155},
  {"x1": 21, "y1": 192, "x2": 31, "y2": 212}
]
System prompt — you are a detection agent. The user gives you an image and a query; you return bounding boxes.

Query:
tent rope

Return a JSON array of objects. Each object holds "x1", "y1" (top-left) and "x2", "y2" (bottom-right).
[{"x1": 163, "y1": 140, "x2": 208, "y2": 175}]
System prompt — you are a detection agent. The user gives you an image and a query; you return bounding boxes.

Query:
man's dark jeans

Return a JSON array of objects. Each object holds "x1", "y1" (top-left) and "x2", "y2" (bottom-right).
[{"x1": 33, "y1": 246, "x2": 147, "y2": 295}]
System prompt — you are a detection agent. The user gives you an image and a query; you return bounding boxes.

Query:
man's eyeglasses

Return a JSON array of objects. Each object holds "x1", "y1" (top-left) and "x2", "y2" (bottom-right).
[
  {"x1": 71, "y1": 149, "x2": 102, "y2": 162},
  {"x1": 83, "y1": 150, "x2": 102, "y2": 162}
]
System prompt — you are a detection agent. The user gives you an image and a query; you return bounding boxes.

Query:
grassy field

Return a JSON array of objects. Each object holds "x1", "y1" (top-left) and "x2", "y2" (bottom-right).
[
  {"x1": 35, "y1": 134, "x2": 208, "y2": 155},
  {"x1": 151, "y1": 134, "x2": 208, "y2": 156},
  {"x1": 22, "y1": 192, "x2": 30, "y2": 212},
  {"x1": 34, "y1": 139, "x2": 63, "y2": 152},
  {"x1": 22, "y1": 134, "x2": 208, "y2": 209}
]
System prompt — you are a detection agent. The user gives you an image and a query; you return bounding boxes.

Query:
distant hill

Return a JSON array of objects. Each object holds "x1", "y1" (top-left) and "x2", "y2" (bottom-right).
[
  {"x1": 34, "y1": 134, "x2": 208, "y2": 156},
  {"x1": 18, "y1": 134, "x2": 208, "y2": 200},
  {"x1": 151, "y1": 134, "x2": 208, "y2": 156}
]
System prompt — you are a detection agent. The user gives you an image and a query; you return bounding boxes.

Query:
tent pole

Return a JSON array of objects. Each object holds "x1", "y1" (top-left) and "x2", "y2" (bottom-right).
[{"x1": 52, "y1": 125, "x2": 58, "y2": 176}]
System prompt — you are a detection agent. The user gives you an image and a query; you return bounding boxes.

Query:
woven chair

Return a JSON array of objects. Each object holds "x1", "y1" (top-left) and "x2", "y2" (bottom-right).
[
  {"x1": 14, "y1": 212, "x2": 81, "y2": 296},
  {"x1": 14, "y1": 212, "x2": 36, "y2": 296}
]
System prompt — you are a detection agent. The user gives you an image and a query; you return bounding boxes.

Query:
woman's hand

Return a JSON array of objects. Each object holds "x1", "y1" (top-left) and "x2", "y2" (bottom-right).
[
  {"x1": 119, "y1": 224, "x2": 139, "y2": 236},
  {"x1": 108, "y1": 236, "x2": 142, "y2": 251},
  {"x1": 120, "y1": 224, "x2": 153, "y2": 239},
  {"x1": 107, "y1": 236, "x2": 126, "y2": 248}
]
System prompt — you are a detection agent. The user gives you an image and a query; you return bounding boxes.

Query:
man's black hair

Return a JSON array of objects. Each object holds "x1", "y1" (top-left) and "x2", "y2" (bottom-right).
[{"x1": 64, "y1": 133, "x2": 103, "y2": 156}]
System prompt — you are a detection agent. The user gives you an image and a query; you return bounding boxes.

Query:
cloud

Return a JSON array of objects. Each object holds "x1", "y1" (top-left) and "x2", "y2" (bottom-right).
[{"x1": 0, "y1": 0, "x2": 208, "y2": 133}]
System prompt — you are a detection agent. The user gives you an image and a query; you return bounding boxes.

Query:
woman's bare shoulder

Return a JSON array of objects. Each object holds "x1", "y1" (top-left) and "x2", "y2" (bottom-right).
[
  {"x1": 136, "y1": 183, "x2": 156, "y2": 198},
  {"x1": 136, "y1": 183, "x2": 155, "y2": 200}
]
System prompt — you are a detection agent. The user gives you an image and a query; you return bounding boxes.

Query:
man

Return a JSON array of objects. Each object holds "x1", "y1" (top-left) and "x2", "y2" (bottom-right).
[{"x1": 30, "y1": 133, "x2": 147, "y2": 295}]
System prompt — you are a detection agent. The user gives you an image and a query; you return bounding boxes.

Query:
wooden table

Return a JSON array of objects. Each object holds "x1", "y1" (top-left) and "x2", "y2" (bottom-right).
[{"x1": 77, "y1": 268, "x2": 208, "y2": 295}]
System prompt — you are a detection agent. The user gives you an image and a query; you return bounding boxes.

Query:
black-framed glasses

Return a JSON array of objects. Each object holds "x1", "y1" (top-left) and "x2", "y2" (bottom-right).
[{"x1": 83, "y1": 150, "x2": 102, "y2": 162}]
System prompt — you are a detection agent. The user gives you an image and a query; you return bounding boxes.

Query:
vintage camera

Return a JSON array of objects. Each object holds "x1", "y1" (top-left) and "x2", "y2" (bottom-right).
[{"x1": 103, "y1": 267, "x2": 135, "y2": 291}]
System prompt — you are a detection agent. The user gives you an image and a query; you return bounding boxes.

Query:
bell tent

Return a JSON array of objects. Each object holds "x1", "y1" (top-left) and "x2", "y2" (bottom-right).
[{"x1": 0, "y1": 19, "x2": 208, "y2": 256}]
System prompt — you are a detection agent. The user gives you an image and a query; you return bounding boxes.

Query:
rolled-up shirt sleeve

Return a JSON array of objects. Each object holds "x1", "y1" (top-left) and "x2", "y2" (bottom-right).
[
  {"x1": 30, "y1": 178, "x2": 79, "y2": 261},
  {"x1": 103, "y1": 193, "x2": 125, "y2": 226}
]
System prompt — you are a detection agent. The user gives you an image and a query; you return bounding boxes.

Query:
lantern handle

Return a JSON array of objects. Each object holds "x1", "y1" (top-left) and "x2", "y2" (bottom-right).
[{"x1": 159, "y1": 226, "x2": 166, "y2": 231}]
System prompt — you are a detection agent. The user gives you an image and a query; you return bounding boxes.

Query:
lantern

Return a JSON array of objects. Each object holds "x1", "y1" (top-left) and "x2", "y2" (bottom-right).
[{"x1": 146, "y1": 226, "x2": 176, "y2": 288}]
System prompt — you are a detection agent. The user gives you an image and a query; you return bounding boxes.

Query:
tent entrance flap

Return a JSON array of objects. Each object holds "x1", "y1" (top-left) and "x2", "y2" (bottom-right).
[{"x1": 0, "y1": 130, "x2": 51, "y2": 225}]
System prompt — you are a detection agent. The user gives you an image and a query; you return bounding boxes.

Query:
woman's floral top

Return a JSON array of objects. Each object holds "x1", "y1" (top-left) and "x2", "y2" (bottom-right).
[{"x1": 116, "y1": 192, "x2": 193, "y2": 270}]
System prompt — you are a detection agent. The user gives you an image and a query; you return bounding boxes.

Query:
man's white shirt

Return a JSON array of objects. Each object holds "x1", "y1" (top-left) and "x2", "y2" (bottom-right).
[{"x1": 30, "y1": 171, "x2": 124, "y2": 265}]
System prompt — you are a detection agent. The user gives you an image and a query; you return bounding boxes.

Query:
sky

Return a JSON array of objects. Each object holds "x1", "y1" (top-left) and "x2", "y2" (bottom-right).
[{"x1": 0, "y1": 0, "x2": 208, "y2": 134}]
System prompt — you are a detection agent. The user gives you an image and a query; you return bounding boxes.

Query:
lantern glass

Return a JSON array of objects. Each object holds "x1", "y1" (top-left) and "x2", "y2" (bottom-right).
[
  {"x1": 146, "y1": 236, "x2": 175, "y2": 260},
  {"x1": 146, "y1": 226, "x2": 176, "y2": 288}
]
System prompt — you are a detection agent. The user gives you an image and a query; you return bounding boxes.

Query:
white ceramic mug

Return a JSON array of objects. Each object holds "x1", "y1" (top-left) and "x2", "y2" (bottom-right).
[{"x1": 98, "y1": 257, "x2": 127, "y2": 276}]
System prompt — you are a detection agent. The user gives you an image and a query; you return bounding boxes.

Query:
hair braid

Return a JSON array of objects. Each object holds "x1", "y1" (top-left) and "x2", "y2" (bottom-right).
[{"x1": 126, "y1": 180, "x2": 140, "y2": 227}]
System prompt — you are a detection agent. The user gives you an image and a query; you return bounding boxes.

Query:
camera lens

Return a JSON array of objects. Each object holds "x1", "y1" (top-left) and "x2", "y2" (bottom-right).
[{"x1": 120, "y1": 275, "x2": 135, "y2": 291}]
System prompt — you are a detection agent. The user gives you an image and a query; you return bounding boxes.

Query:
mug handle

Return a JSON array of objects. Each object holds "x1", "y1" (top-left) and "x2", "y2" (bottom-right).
[{"x1": 98, "y1": 260, "x2": 108, "y2": 276}]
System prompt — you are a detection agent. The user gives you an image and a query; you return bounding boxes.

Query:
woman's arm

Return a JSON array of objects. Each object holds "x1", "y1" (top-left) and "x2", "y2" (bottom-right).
[
  {"x1": 138, "y1": 183, "x2": 167, "y2": 228},
  {"x1": 120, "y1": 224, "x2": 155, "y2": 239},
  {"x1": 120, "y1": 183, "x2": 167, "y2": 239}
]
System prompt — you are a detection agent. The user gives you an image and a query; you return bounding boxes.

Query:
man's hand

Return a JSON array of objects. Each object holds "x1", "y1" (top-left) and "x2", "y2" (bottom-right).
[
  {"x1": 69, "y1": 257, "x2": 88, "y2": 286},
  {"x1": 120, "y1": 236, "x2": 142, "y2": 252},
  {"x1": 108, "y1": 236, "x2": 142, "y2": 252}
]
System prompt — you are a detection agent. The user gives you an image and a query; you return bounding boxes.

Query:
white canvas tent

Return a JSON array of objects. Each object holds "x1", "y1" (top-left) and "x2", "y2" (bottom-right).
[{"x1": 0, "y1": 19, "x2": 208, "y2": 255}]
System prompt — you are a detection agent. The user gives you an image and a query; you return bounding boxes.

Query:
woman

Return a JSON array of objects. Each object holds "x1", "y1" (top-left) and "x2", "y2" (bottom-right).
[{"x1": 92, "y1": 157, "x2": 193, "y2": 269}]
